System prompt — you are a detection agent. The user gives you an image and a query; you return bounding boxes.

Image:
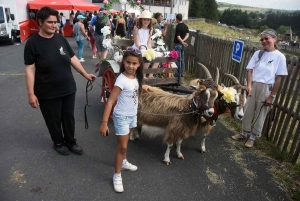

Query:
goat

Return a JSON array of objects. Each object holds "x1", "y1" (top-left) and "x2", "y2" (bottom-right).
[
  {"x1": 131, "y1": 65, "x2": 219, "y2": 165},
  {"x1": 189, "y1": 64, "x2": 247, "y2": 153}
]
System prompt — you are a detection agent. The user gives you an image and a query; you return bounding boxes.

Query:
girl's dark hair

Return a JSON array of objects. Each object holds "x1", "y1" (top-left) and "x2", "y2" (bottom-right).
[
  {"x1": 36, "y1": 6, "x2": 59, "y2": 26},
  {"x1": 120, "y1": 51, "x2": 144, "y2": 95}
]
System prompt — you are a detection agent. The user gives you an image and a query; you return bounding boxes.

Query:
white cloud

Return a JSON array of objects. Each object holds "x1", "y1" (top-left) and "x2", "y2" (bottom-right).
[{"x1": 217, "y1": 0, "x2": 300, "y2": 10}]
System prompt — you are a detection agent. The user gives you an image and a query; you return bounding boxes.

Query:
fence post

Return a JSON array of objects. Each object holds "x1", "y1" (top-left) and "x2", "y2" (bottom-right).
[{"x1": 194, "y1": 30, "x2": 201, "y2": 76}]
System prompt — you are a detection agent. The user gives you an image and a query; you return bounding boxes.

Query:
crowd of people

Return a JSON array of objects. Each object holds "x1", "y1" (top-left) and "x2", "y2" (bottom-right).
[{"x1": 24, "y1": 6, "x2": 289, "y2": 195}]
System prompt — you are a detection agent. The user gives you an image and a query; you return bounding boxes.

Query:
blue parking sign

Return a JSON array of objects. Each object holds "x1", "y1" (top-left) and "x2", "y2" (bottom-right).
[{"x1": 232, "y1": 40, "x2": 244, "y2": 63}]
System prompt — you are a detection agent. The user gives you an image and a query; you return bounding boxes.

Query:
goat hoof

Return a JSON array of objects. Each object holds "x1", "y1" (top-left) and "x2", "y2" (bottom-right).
[
  {"x1": 164, "y1": 161, "x2": 171, "y2": 165},
  {"x1": 178, "y1": 155, "x2": 184, "y2": 160},
  {"x1": 200, "y1": 150, "x2": 206, "y2": 153}
]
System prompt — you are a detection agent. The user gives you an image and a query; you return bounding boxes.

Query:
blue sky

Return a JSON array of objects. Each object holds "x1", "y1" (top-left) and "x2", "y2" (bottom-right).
[{"x1": 217, "y1": 0, "x2": 300, "y2": 10}]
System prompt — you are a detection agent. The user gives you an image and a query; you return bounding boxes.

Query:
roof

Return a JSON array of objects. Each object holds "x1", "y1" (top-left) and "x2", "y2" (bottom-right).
[{"x1": 27, "y1": 0, "x2": 100, "y2": 11}]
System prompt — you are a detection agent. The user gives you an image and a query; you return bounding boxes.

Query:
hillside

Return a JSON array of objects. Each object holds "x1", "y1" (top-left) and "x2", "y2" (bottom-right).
[{"x1": 217, "y1": 2, "x2": 296, "y2": 13}]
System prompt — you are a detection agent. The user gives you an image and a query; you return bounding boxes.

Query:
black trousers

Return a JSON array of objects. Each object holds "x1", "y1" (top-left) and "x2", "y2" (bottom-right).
[{"x1": 39, "y1": 93, "x2": 76, "y2": 145}]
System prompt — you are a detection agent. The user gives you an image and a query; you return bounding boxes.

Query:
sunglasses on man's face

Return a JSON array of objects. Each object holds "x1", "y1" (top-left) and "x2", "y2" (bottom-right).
[
  {"x1": 260, "y1": 37, "x2": 271, "y2": 42},
  {"x1": 126, "y1": 47, "x2": 142, "y2": 55}
]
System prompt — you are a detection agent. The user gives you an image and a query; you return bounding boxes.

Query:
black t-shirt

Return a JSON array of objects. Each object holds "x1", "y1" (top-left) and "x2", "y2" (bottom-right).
[
  {"x1": 24, "y1": 33, "x2": 76, "y2": 99},
  {"x1": 174, "y1": 23, "x2": 189, "y2": 43}
]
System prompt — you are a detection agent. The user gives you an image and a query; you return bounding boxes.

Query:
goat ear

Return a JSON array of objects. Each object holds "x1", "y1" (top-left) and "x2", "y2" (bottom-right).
[
  {"x1": 217, "y1": 85, "x2": 223, "y2": 92},
  {"x1": 199, "y1": 85, "x2": 206, "y2": 91}
]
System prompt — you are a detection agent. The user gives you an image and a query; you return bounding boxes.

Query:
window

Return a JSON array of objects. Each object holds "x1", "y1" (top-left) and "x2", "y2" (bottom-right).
[
  {"x1": 0, "y1": 7, "x2": 4, "y2": 23},
  {"x1": 5, "y1": 8, "x2": 10, "y2": 22},
  {"x1": 92, "y1": 0, "x2": 103, "y2": 3}
]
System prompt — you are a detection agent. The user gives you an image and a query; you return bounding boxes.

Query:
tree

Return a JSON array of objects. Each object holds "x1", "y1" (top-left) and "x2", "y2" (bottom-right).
[
  {"x1": 277, "y1": 26, "x2": 289, "y2": 34},
  {"x1": 258, "y1": 25, "x2": 268, "y2": 34},
  {"x1": 189, "y1": 0, "x2": 219, "y2": 21}
]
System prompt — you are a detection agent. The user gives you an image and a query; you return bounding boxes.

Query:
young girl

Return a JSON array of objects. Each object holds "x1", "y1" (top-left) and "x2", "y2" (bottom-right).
[
  {"x1": 99, "y1": 49, "x2": 144, "y2": 193},
  {"x1": 132, "y1": 10, "x2": 156, "y2": 77}
]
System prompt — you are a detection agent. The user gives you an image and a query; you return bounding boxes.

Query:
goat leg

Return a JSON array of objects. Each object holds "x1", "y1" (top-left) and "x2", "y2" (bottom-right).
[
  {"x1": 176, "y1": 139, "x2": 184, "y2": 159},
  {"x1": 164, "y1": 143, "x2": 173, "y2": 165}
]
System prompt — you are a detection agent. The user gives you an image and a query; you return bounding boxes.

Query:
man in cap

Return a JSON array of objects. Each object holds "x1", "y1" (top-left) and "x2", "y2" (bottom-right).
[
  {"x1": 89, "y1": 8, "x2": 110, "y2": 60},
  {"x1": 153, "y1": 12, "x2": 169, "y2": 37}
]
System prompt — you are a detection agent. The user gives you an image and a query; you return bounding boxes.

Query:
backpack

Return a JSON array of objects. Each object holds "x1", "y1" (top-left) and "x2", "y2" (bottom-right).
[{"x1": 95, "y1": 15, "x2": 105, "y2": 34}]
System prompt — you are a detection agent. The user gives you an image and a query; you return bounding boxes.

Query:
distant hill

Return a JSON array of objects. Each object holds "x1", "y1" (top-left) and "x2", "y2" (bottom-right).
[{"x1": 217, "y1": 2, "x2": 295, "y2": 13}]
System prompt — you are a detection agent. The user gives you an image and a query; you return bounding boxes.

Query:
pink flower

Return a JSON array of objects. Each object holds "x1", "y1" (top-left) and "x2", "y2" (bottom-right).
[
  {"x1": 103, "y1": 0, "x2": 108, "y2": 4},
  {"x1": 103, "y1": 10, "x2": 108, "y2": 15},
  {"x1": 137, "y1": 0, "x2": 141, "y2": 4},
  {"x1": 168, "y1": 50, "x2": 179, "y2": 59},
  {"x1": 161, "y1": 62, "x2": 169, "y2": 68}
]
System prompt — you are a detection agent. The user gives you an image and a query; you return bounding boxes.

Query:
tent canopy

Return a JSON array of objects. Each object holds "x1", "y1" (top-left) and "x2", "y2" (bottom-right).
[{"x1": 28, "y1": 0, "x2": 100, "y2": 11}]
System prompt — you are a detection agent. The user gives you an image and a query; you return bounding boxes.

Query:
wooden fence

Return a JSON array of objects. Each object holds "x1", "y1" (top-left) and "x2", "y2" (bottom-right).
[{"x1": 164, "y1": 26, "x2": 300, "y2": 164}]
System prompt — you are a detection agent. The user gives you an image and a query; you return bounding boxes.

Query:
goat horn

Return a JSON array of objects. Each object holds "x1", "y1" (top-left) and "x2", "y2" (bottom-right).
[
  {"x1": 215, "y1": 67, "x2": 219, "y2": 85},
  {"x1": 224, "y1": 74, "x2": 240, "y2": 84},
  {"x1": 198, "y1": 63, "x2": 212, "y2": 79}
]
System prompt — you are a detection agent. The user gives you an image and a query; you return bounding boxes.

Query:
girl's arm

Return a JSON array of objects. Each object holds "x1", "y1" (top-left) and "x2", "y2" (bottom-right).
[
  {"x1": 99, "y1": 86, "x2": 122, "y2": 136},
  {"x1": 133, "y1": 27, "x2": 140, "y2": 48},
  {"x1": 147, "y1": 28, "x2": 153, "y2": 49}
]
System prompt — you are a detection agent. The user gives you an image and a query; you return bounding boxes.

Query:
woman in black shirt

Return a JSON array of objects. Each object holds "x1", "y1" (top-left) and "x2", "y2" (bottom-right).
[{"x1": 24, "y1": 7, "x2": 96, "y2": 155}]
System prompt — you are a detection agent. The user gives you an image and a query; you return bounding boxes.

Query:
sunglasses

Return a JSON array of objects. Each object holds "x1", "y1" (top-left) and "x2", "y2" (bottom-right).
[
  {"x1": 260, "y1": 37, "x2": 270, "y2": 42},
  {"x1": 126, "y1": 47, "x2": 142, "y2": 55}
]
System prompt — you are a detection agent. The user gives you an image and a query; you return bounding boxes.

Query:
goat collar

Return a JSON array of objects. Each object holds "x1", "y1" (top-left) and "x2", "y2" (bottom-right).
[{"x1": 189, "y1": 97, "x2": 208, "y2": 117}]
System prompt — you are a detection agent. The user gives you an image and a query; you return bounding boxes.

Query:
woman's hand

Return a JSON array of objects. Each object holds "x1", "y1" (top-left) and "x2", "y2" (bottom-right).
[
  {"x1": 99, "y1": 123, "x2": 109, "y2": 137},
  {"x1": 84, "y1": 73, "x2": 96, "y2": 81},
  {"x1": 264, "y1": 96, "x2": 273, "y2": 106},
  {"x1": 28, "y1": 94, "x2": 39, "y2": 108},
  {"x1": 247, "y1": 86, "x2": 252, "y2": 97}
]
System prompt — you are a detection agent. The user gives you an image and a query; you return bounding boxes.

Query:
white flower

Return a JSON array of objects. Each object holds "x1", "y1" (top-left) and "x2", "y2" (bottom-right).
[
  {"x1": 113, "y1": 52, "x2": 123, "y2": 62},
  {"x1": 157, "y1": 39, "x2": 165, "y2": 46},
  {"x1": 151, "y1": 29, "x2": 162, "y2": 40},
  {"x1": 101, "y1": 26, "x2": 111, "y2": 38},
  {"x1": 102, "y1": 39, "x2": 113, "y2": 49}
]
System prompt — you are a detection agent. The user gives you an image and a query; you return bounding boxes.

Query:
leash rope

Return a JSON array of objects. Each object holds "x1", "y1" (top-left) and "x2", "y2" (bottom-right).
[{"x1": 84, "y1": 79, "x2": 103, "y2": 129}]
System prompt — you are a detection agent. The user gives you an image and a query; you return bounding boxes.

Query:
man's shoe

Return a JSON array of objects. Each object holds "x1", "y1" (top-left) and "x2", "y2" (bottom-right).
[
  {"x1": 66, "y1": 143, "x2": 83, "y2": 155},
  {"x1": 245, "y1": 139, "x2": 254, "y2": 148},
  {"x1": 121, "y1": 160, "x2": 138, "y2": 171},
  {"x1": 113, "y1": 175, "x2": 124, "y2": 193},
  {"x1": 231, "y1": 133, "x2": 246, "y2": 141},
  {"x1": 79, "y1": 58, "x2": 85, "y2": 62},
  {"x1": 53, "y1": 143, "x2": 70, "y2": 155}
]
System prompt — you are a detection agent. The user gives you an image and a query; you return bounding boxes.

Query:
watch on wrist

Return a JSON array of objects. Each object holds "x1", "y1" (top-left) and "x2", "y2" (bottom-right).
[{"x1": 270, "y1": 94, "x2": 276, "y2": 98}]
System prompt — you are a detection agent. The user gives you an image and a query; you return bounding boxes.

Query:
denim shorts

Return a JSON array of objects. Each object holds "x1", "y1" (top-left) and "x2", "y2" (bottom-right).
[{"x1": 113, "y1": 113, "x2": 137, "y2": 135}]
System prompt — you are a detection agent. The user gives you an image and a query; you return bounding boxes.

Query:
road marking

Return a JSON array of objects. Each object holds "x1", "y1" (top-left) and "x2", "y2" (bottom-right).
[{"x1": 0, "y1": 73, "x2": 25, "y2": 76}]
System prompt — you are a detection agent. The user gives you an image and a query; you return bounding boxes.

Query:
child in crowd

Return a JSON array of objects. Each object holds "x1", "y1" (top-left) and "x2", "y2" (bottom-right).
[
  {"x1": 99, "y1": 48, "x2": 144, "y2": 193},
  {"x1": 132, "y1": 10, "x2": 156, "y2": 78}
]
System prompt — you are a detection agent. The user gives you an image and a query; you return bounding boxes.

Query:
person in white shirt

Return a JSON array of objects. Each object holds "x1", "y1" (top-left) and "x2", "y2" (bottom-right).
[
  {"x1": 59, "y1": 12, "x2": 66, "y2": 36},
  {"x1": 232, "y1": 29, "x2": 288, "y2": 148},
  {"x1": 99, "y1": 49, "x2": 147, "y2": 193}
]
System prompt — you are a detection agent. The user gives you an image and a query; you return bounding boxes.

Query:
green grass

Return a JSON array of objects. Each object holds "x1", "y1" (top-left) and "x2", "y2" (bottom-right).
[{"x1": 185, "y1": 21, "x2": 261, "y2": 42}]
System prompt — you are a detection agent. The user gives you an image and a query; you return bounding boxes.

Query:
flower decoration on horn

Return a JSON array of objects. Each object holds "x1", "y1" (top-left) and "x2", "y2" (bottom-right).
[{"x1": 220, "y1": 87, "x2": 237, "y2": 103}]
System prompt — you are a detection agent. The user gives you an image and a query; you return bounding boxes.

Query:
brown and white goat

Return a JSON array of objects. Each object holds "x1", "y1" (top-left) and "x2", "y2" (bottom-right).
[
  {"x1": 131, "y1": 66, "x2": 218, "y2": 165},
  {"x1": 189, "y1": 64, "x2": 247, "y2": 153}
]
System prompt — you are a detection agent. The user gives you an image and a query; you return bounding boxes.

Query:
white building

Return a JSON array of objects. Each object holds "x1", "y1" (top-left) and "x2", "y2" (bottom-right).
[{"x1": 88, "y1": 0, "x2": 189, "y2": 20}]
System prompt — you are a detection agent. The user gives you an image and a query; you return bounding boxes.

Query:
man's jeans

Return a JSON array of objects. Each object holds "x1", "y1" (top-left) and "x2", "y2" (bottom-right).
[
  {"x1": 174, "y1": 43, "x2": 185, "y2": 77},
  {"x1": 76, "y1": 39, "x2": 85, "y2": 59}
]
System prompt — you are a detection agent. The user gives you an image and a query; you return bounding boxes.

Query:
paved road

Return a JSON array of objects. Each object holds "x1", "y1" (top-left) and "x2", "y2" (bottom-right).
[{"x1": 0, "y1": 38, "x2": 288, "y2": 201}]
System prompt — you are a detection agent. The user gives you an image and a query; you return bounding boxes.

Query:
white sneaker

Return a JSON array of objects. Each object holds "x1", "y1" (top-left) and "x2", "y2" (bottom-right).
[
  {"x1": 79, "y1": 58, "x2": 85, "y2": 62},
  {"x1": 113, "y1": 175, "x2": 124, "y2": 193},
  {"x1": 121, "y1": 160, "x2": 138, "y2": 171}
]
